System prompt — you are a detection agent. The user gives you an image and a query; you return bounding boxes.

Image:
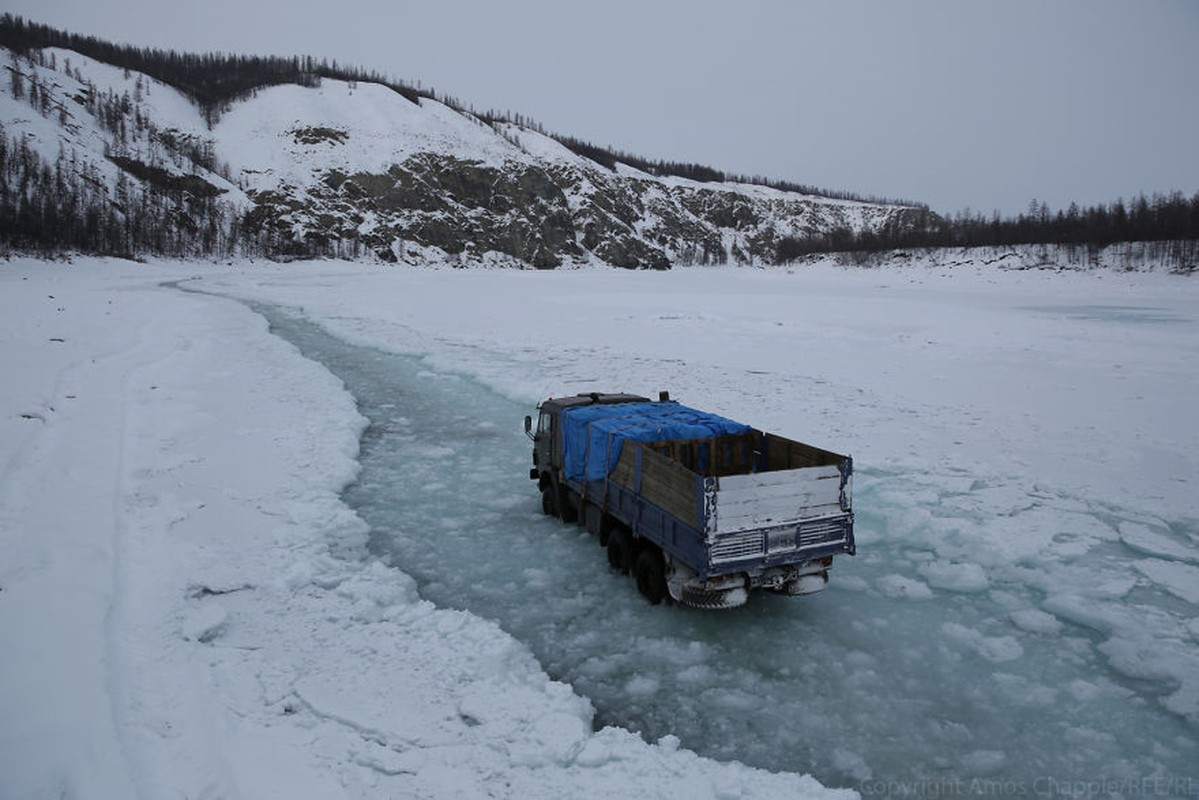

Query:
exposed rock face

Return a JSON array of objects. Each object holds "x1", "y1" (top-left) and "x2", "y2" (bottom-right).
[
  {"x1": 240, "y1": 140, "x2": 931, "y2": 268},
  {"x1": 218, "y1": 85, "x2": 933, "y2": 268},
  {"x1": 326, "y1": 156, "x2": 580, "y2": 268}
]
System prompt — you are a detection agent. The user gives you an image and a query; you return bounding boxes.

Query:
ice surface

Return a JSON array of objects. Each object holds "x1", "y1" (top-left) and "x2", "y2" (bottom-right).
[
  {"x1": 0, "y1": 259, "x2": 845, "y2": 800},
  {"x1": 249, "y1": 292, "x2": 1197, "y2": 793},
  {"x1": 3, "y1": 257, "x2": 1197, "y2": 798}
]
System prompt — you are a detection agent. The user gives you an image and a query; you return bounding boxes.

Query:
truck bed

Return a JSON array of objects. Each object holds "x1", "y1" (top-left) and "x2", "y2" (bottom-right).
[{"x1": 607, "y1": 429, "x2": 851, "y2": 531}]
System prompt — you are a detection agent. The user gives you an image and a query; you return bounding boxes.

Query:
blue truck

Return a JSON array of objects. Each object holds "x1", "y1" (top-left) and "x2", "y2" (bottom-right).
[{"x1": 524, "y1": 392, "x2": 855, "y2": 608}]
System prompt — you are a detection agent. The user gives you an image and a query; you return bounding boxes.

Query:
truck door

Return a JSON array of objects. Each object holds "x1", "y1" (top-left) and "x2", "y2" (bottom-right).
[{"x1": 535, "y1": 408, "x2": 556, "y2": 474}]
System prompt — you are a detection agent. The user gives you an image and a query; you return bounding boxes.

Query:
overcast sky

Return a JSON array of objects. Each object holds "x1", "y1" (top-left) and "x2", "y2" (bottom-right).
[{"x1": 8, "y1": 0, "x2": 1197, "y2": 215}]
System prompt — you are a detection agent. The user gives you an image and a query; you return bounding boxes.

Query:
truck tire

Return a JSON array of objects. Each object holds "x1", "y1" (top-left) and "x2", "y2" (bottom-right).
[
  {"x1": 634, "y1": 548, "x2": 668, "y2": 605},
  {"x1": 607, "y1": 527, "x2": 633, "y2": 575},
  {"x1": 559, "y1": 487, "x2": 578, "y2": 524},
  {"x1": 541, "y1": 486, "x2": 557, "y2": 517},
  {"x1": 680, "y1": 584, "x2": 749, "y2": 610}
]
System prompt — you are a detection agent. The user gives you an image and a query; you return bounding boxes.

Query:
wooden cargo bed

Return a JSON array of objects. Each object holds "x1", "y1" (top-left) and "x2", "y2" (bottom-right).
[{"x1": 608, "y1": 429, "x2": 848, "y2": 531}]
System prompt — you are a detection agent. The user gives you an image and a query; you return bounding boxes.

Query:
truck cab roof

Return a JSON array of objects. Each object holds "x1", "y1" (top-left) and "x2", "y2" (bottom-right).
[{"x1": 539, "y1": 392, "x2": 652, "y2": 412}]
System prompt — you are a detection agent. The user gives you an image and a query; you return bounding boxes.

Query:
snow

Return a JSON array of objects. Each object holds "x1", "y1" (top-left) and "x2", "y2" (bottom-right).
[
  {"x1": 0, "y1": 258, "x2": 854, "y2": 799},
  {"x1": 2, "y1": 47, "x2": 249, "y2": 210},
  {"x1": 213, "y1": 82, "x2": 529, "y2": 190},
  {"x1": 2, "y1": 255, "x2": 1197, "y2": 797},
  {"x1": 41, "y1": 47, "x2": 208, "y2": 139}
]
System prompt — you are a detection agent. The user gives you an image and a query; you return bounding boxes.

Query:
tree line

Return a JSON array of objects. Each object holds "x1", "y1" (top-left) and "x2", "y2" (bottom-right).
[
  {"x1": 0, "y1": 14, "x2": 435, "y2": 124},
  {"x1": 539, "y1": 133, "x2": 927, "y2": 207},
  {"x1": 0, "y1": 120, "x2": 237, "y2": 258},
  {"x1": 776, "y1": 193, "x2": 1199, "y2": 268}
]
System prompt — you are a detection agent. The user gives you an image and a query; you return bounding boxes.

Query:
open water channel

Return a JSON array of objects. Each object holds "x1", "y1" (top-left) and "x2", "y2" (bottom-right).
[{"x1": 254, "y1": 302, "x2": 1196, "y2": 797}]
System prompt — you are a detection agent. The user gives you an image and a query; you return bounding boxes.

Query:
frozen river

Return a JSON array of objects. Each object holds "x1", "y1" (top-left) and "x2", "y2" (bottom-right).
[
  {"x1": 258, "y1": 300, "x2": 1197, "y2": 795},
  {"x1": 7, "y1": 259, "x2": 1195, "y2": 799}
]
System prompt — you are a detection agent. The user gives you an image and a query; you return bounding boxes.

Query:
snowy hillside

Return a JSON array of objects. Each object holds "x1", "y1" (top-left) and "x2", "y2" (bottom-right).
[{"x1": 1, "y1": 41, "x2": 930, "y2": 266}]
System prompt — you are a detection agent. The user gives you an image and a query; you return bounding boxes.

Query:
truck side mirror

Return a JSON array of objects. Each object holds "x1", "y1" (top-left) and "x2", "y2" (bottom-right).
[{"x1": 524, "y1": 415, "x2": 533, "y2": 437}]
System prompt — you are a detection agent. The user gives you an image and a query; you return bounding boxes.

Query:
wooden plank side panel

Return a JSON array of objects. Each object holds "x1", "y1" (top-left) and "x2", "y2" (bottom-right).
[
  {"x1": 636, "y1": 444, "x2": 701, "y2": 525},
  {"x1": 763, "y1": 432, "x2": 843, "y2": 471},
  {"x1": 717, "y1": 464, "x2": 842, "y2": 493},
  {"x1": 642, "y1": 432, "x2": 759, "y2": 478},
  {"x1": 610, "y1": 443, "x2": 637, "y2": 489}
]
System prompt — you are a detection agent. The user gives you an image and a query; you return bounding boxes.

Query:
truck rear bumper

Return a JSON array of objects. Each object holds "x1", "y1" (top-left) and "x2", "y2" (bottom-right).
[
  {"x1": 752, "y1": 560, "x2": 831, "y2": 594},
  {"x1": 666, "y1": 558, "x2": 832, "y2": 608}
]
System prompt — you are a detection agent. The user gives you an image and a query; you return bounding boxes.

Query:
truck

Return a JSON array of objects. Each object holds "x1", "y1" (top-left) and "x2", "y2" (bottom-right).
[{"x1": 524, "y1": 391, "x2": 855, "y2": 609}]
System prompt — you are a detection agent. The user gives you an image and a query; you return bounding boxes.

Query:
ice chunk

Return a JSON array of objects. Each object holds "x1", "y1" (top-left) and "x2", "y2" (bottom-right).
[
  {"x1": 1009, "y1": 608, "x2": 1064, "y2": 635},
  {"x1": 506, "y1": 711, "x2": 589, "y2": 768},
  {"x1": 918, "y1": 560, "x2": 989, "y2": 592},
  {"x1": 877, "y1": 573, "x2": 934, "y2": 599},
  {"x1": 181, "y1": 603, "x2": 228, "y2": 643},
  {"x1": 1119, "y1": 522, "x2": 1197, "y2": 563},
  {"x1": 992, "y1": 672, "x2": 1058, "y2": 707},
  {"x1": 942, "y1": 622, "x2": 1024, "y2": 663},
  {"x1": 1133, "y1": 559, "x2": 1199, "y2": 604},
  {"x1": 832, "y1": 748, "x2": 873, "y2": 781},
  {"x1": 625, "y1": 675, "x2": 661, "y2": 697}
]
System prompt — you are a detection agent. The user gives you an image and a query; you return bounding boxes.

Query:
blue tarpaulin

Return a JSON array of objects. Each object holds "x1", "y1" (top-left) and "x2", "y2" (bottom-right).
[{"x1": 560, "y1": 402, "x2": 752, "y2": 482}]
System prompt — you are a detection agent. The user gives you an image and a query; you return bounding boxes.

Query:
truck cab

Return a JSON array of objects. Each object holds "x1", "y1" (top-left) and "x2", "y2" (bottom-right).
[{"x1": 526, "y1": 392, "x2": 650, "y2": 518}]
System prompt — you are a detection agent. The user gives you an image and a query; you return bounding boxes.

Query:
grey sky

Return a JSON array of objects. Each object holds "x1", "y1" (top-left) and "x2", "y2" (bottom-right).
[{"x1": 7, "y1": 0, "x2": 1197, "y2": 215}]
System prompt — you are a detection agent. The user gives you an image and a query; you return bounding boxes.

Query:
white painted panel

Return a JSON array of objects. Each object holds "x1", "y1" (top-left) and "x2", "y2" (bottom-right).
[
  {"x1": 717, "y1": 465, "x2": 841, "y2": 492},
  {"x1": 716, "y1": 469, "x2": 841, "y2": 506},
  {"x1": 713, "y1": 466, "x2": 845, "y2": 533}
]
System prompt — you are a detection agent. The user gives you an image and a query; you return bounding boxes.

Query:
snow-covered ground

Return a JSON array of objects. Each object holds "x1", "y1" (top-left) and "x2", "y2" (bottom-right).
[{"x1": 1, "y1": 256, "x2": 1196, "y2": 798}]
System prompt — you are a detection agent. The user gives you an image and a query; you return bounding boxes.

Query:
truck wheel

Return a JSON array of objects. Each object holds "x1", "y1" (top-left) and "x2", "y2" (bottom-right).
[
  {"x1": 541, "y1": 486, "x2": 557, "y2": 517},
  {"x1": 607, "y1": 527, "x2": 633, "y2": 575},
  {"x1": 634, "y1": 548, "x2": 668, "y2": 605},
  {"x1": 559, "y1": 487, "x2": 578, "y2": 524}
]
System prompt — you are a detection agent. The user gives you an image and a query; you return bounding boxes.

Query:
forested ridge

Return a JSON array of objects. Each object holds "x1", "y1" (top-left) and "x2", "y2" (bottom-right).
[
  {"x1": 777, "y1": 195, "x2": 1199, "y2": 264},
  {"x1": 0, "y1": 14, "x2": 432, "y2": 124},
  {"x1": 1, "y1": 13, "x2": 1196, "y2": 269}
]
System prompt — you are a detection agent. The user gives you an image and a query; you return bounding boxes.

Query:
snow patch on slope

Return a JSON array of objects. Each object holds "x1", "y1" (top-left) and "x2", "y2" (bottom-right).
[{"x1": 214, "y1": 81, "x2": 528, "y2": 189}]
